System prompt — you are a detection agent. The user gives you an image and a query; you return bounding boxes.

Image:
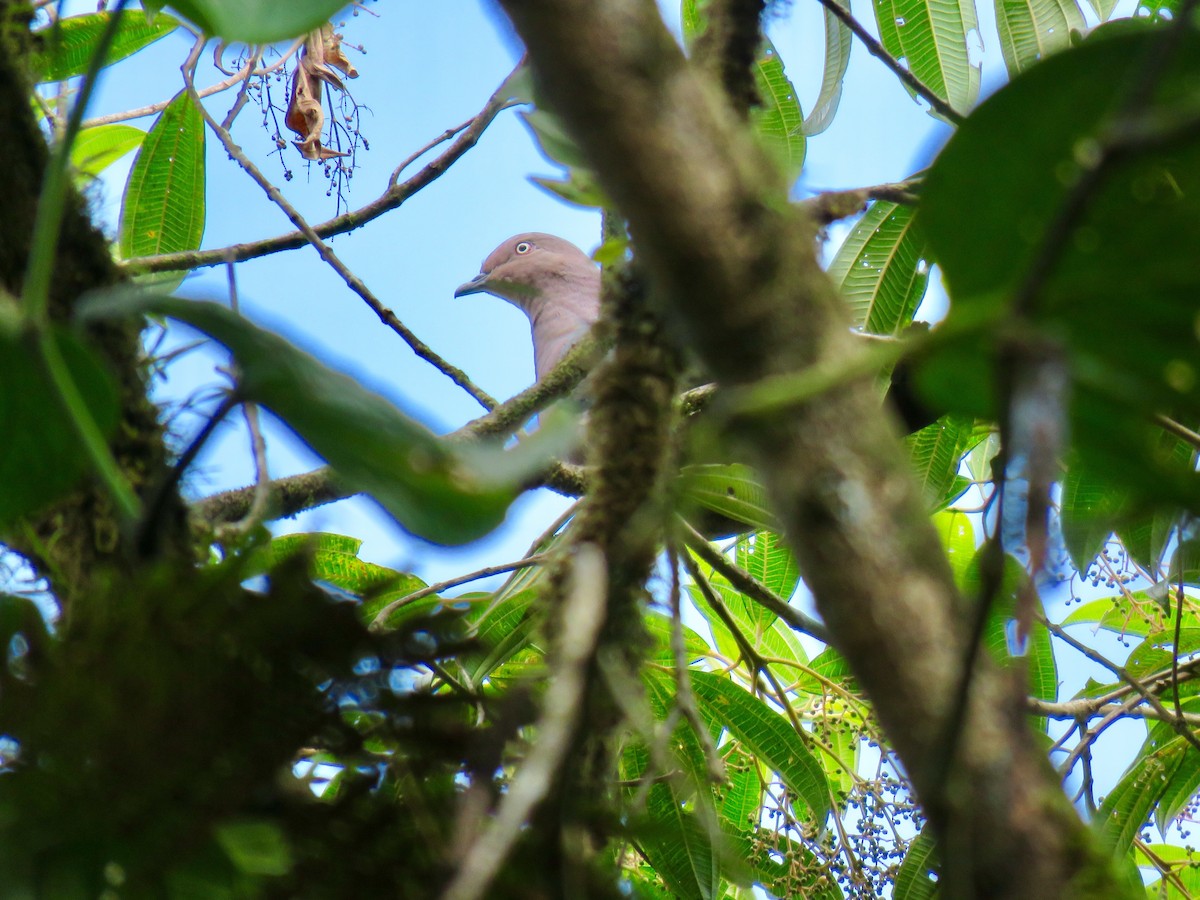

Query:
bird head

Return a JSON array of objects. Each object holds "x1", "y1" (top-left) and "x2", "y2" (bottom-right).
[
  {"x1": 455, "y1": 233, "x2": 601, "y2": 381},
  {"x1": 454, "y1": 232, "x2": 599, "y2": 316}
]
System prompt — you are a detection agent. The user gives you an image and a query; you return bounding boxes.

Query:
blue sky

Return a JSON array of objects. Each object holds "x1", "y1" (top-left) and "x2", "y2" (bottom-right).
[{"x1": 76, "y1": 0, "x2": 967, "y2": 581}]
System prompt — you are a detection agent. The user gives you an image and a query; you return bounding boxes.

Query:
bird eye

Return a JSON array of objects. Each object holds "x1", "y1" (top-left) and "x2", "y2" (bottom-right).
[{"x1": 515, "y1": 241, "x2": 532, "y2": 254}]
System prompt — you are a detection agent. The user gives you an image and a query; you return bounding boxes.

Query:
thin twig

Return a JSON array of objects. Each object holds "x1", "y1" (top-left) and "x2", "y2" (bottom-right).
[
  {"x1": 1155, "y1": 414, "x2": 1200, "y2": 452},
  {"x1": 79, "y1": 43, "x2": 301, "y2": 128},
  {"x1": 668, "y1": 546, "x2": 726, "y2": 783},
  {"x1": 122, "y1": 62, "x2": 523, "y2": 274},
  {"x1": 440, "y1": 544, "x2": 608, "y2": 900},
  {"x1": 369, "y1": 553, "x2": 549, "y2": 631},
  {"x1": 681, "y1": 520, "x2": 830, "y2": 642},
  {"x1": 179, "y1": 39, "x2": 498, "y2": 412},
  {"x1": 1029, "y1": 696, "x2": 1200, "y2": 727},
  {"x1": 1044, "y1": 616, "x2": 1200, "y2": 755},
  {"x1": 811, "y1": 0, "x2": 964, "y2": 125},
  {"x1": 218, "y1": 263, "x2": 272, "y2": 538}
]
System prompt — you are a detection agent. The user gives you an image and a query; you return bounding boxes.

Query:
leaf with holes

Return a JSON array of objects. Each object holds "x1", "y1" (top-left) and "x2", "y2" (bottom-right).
[
  {"x1": 828, "y1": 201, "x2": 930, "y2": 335},
  {"x1": 873, "y1": 0, "x2": 981, "y2": 117},
  {"x1": 994, "y1": 0, "x2": 1085, "y2": 77}
]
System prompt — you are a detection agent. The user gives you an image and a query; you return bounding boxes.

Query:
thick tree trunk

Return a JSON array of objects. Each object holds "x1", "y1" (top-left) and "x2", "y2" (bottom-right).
[
  {"x1": 496, "y1": 1, "x2": 1127, "y2": 896},
  {"x1": 0, "y1": 1, "x2": 186, "y2": 606}
]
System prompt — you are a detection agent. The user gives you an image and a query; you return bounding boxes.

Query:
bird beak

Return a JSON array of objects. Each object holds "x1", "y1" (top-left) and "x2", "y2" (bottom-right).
[{"x1": 454, "y1": 273, "x2": 490, "y2": 298}]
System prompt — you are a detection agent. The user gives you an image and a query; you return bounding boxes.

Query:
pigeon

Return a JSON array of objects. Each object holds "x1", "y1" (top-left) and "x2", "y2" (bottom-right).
[{"x1": 454, "y1": 232, "x2": 601, "y2": 382}]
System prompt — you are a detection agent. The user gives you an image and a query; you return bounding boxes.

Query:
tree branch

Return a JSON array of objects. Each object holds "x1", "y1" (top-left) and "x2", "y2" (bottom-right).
[
  {"x1": 494, "y1": 1, "x2": 1115, "y2": 894},
  {"x1": 192, "y1": 333, "x2": 601, "y2": 526},
  {"x1": 180, "y1": 40, "x2": 497, "y2": 411},
  {"x1": 121, "y1": 64, "x2": 521, "y2": 275}
]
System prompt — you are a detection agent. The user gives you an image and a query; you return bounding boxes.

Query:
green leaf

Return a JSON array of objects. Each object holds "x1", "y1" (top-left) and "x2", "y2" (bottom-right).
[
  {"x1": 1062, "y1": 591, "x2": 1189, "y2": 639},
  {"x1": 520, "y1": 107, "x2": 589, "y2": 171},
  {"x1": 917, "y1": 32, "x2": 1200, "y2": 515},
  {"x1": 0, "y1": 326, "x2": 119, "y2": 528},
  {"x1": 735, "y1": 531, "x2": 800, "y2": 601},
  {"x1": 715, "y1": 742, "x2": 762, "y2": 830},
  {"x1": 265, "y1": 532, "x2": 420, "y2": 600},
  {"x1": 1152, "y1": 716, "x2": 1200, "y2": 833},
  {"x1": 157, "y1": 0, "x2": 351, "y2": 43},
  {"x1": 828, "y1": 201, "x2": 930, "y2": 335},
  {"x1": 81, "y1": 294, "x2": 529, "y2": 545},
  {"x1": 678, "y1": 464, "x2": 780, "y2": 532},
  {"x1": 1169, "y1": 538, "x2": 1200, "y2": 586},
  {"x1": 641, "y1": 780, "x2": 720, "y2": 900},
  {"x1": 906, "y1": 416, "x2": 981, "y2": 512},
  {"x1": 1117, "y1": 508, "x2": 1179, "y2": 573},
  {"x1": 529, "y1": 171, "x2": 608, "y2": 210},
  {"x1": 752, "y1": 39, "x2": 805, "y2": 180},
  {"x1": 893, "y1": 831, "x2": 938, "y2": 899},
  {"x1": 688, "y1": 562, "x2": 809, "y2": 671},
  {"x1": 1098, "y1": 737, "x2": 1187, "y2": 853},
  {"x1": 31, "y1": 11, "x2": 179, "y2": 83},
  {"x1": 803, "y1": 0, "x2": 853, "y2": 136},
  {"x1": 932, "y1": 508, "x2": 976, "y2": 585},
  {"x1": 462, "y1": 590, "x2": 542, "y2": 683},
  {"x1": 119, "y1": 90, "x2": 205, "y2": 261},
  {"x1": 215, "y1": 820, "x2": 292, "y2": 877},
  {"x1": 639, "y1": 675, "x2": 726, "y2": 900},
  {"x1": 872, "y1": 0, "x2": 981, "y2": 117},
  {"x1": 690, "y1": 670, "x2": 833, "y2": 824},
  {"x1": 1059, "y1": 458, "x2": 1118, "y2": 572},
  {"x1": 644, "y1": 610, "x2": 713, "y2": 667},
  {"x1": 967, "y1": 549, "x2": 1058, "y2": 723},
  {"x1": 1082, "y1": 0, "x2": 1119, "y2": 20},
  {"x1": 994, "y1": 0, "x2": 1085, "y2": 77},
  {"x1": 70, "y1": 124, "x2": 145, "y2": 181}
]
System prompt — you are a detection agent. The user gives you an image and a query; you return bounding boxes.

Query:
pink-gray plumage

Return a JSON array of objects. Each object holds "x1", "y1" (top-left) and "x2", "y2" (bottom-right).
[{"x1": 454, "y1": 233, "x2": 600, "y2": 382}]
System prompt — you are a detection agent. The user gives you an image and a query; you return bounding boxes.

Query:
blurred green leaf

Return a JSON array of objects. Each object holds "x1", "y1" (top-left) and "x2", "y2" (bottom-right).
[
  {"x1": 1117, "y1": 507, "x2": 1179, "y2": 573},
  {"x1": 932, "y1": 508, "x2": 976, "y2": 585},
  {"x1": 215, "y1": 820, "x2": 292, "y2": 877},
  {"x1": 80, "y1": 294, "x2": 529, "y2": 545},
  {"x1": 918, "y1": 32, "x2": 1200, "y2": 517},
  {"x1": 70, "y1": 124, "x2": 145, "y2": 181},
  {"x1": 736, "y1": 531, "x2": 800, "y2": 601},
  {"x1": 873, "y1": 0, "x2": 981, "y2": 116},
  {"x1": 828, "y1": 201, "x2": 930, "y2": 335},
  {"x1": 906, "y1": 416, "x2": 981, "y2": 511},
  {"x1": 678, "y1": 464, "x2": 780, "y2": 532},
  {"x1": 149, "y1": 0, "x2": 350, "y2": 43},
  {"x1": 994, "y1": 0, "x2": 1085, "y2": 78},
  {"x1": 803, "y1": 0, "x2": 853, "y2": 136},
  {"x1": 119, "y1": 90, "x2": 205, "y2": 262},
  {"x1": 31, "y1": 11, "x2": 179, "y2": 82},
  {"x1": 0, "y1": 327, "x2": 118, "y2": 528},
  {"x1": 1059, "y1": 457, "x2": 1118, "y2": 572},
  {"x1": 1168, "y1": 538, "x2": 1200, "y2": 586}
]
